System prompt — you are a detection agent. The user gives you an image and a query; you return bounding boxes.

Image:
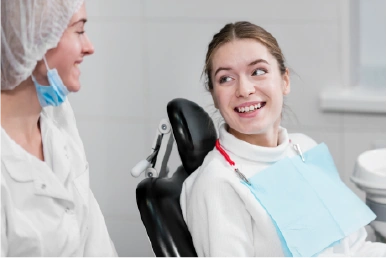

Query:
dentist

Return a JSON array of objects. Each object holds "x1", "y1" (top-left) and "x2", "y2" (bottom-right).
[{"x1": 1, "y1": 0, "x2": 117, "y2": 256}]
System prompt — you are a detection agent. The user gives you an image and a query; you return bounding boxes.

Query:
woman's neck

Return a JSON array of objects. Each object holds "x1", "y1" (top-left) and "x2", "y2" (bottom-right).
[
  {"x1": 227, "y1": 122, "x2": 281, "y2": 148},
  {"x1": 1, "y1": 78, "x2": 42, "y2": 141}
]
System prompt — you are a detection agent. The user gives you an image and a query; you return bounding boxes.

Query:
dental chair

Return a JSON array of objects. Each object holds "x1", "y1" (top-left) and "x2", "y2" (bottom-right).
[{"x1": 131, "y1": 98, "x2": 217, "y2": 257}]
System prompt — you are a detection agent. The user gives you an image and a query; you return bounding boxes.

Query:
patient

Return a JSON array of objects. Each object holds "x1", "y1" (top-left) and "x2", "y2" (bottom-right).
[{"x1": 180, "y1": 21, "x2": 386, "y2": 257}]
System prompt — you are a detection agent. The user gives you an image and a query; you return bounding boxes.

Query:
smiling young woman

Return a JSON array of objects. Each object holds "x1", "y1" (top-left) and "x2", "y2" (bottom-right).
[
  {"x1": 210, "y1": 38, "x2": 290, "y2": 147},
  {"x1": 180, "y1": 21, "x2": 386, "y2": 257}
]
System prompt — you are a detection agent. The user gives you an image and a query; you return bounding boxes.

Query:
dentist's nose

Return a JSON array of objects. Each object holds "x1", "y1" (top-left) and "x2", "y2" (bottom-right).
[{"x1": 82, "y1": 33, "x2": 95, "y2": 56}]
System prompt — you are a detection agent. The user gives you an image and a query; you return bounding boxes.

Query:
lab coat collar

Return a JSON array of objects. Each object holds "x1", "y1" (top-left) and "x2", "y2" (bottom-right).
[
  {"x1": 1, "y1": 127, "x2": 34, "y2": 182},
  {"x1": 2, "y1": 155, "x2": 75, "y2": 203},
  {"x1": 1, "y1": 125, "x2": 76, "y2": 203}
]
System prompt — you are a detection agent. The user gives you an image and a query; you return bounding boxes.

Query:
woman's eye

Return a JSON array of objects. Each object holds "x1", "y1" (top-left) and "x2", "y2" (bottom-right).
[
  {"x1": 77, "y1": 31, "x2": 85, "y2": 35},
  {"x1": 252, "y1": 69, "x2": 266, "y2": 76},
  {"x1": 219, "y1": 76, "x2": 232, "y2": 84}
]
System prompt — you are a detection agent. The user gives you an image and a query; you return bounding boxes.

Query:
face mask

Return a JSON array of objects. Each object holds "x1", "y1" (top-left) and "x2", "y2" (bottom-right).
[{"x1": 31, "y1": 56, "x2": 69, "y2": 107}]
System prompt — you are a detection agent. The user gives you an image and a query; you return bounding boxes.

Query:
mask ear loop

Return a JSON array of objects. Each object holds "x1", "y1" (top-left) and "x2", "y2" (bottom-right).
[
  {"x1": 42, "y1": 55, "x2": 50, "y2": 70},
  {"x1": 31, "y1": 55, "x2": 50, "y2": 83},
  {"x1": 31, "y1": 74, "x2": 37, "y2": 83}
]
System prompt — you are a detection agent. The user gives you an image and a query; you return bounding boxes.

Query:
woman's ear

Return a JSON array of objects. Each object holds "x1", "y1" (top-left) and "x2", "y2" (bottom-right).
[
  {"x1": 211, "y1": 91, "x2": 219, "y2": 109},
  {"x1": 282, "y1": 68, "x2": 290, "y2": 96}
]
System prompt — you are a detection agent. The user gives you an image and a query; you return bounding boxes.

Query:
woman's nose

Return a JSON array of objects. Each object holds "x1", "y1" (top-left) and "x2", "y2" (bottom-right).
[
  {"x1": 236, "y1": 77, "x2": 255, "y2": 98},
  {"x1": 82, "y1": 34, "x2": 95, "y2": 56}
]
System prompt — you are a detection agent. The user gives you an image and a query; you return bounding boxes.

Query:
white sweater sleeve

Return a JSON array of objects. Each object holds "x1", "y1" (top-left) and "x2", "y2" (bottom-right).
[
  {"x1": 1, "y1": 186, "x2": 8, "y2": 257},
  {"x1": 346, "y1": 227, "x2": 386, "y2": 256},
  {"x1": 0, "y1": 203, "x2": 8, "y2": 257},
  {"x1": 186, "y1": 179, "x2": 255, "y2": 257}
]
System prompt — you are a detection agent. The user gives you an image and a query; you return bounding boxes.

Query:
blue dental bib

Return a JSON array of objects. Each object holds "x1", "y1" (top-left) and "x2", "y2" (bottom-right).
[{"x1": 242, "y1": 143, "x2": 375, "y2": 257}]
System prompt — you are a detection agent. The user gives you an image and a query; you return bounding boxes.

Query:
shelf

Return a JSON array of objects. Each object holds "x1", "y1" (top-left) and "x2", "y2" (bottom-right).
[{"x1": 320, "y1": 87, "x2": 386, "y2": 113}]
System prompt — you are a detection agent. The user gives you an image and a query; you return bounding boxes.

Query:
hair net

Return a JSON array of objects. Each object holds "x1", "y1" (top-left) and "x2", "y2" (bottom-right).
[{"x1": 1, "y1": 0, "x2": 84, "y2": 90}]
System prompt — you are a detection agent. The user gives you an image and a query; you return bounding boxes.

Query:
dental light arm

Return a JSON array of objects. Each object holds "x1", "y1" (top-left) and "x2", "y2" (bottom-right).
[{"x1": 131, "y1": 119, "x2": 174, "y2": 178}]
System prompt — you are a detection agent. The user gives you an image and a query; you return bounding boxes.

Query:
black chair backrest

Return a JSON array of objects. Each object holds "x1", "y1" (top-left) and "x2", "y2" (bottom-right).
[{"x1": 136, "y1": 98, "x2": 217, "y2": 257}]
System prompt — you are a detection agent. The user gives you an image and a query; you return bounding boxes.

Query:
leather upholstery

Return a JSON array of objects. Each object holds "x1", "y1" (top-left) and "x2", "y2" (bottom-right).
[{"x1": 136, "y1": 98, "x2": 217, "y2": 257}]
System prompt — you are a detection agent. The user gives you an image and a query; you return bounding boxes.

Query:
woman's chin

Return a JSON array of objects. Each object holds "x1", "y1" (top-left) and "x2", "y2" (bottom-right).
[{"x1": 228, "y1": 123, "x2": 265, "y2": 135}]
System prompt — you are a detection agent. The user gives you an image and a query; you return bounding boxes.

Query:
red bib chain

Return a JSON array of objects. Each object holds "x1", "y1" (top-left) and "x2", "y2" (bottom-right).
[
  {"x1": 215, "y1": 138, "x2": 305, "y2": 186},
  {"x1": 215, "y1": 139, "x2": 251, "y2": 185}
]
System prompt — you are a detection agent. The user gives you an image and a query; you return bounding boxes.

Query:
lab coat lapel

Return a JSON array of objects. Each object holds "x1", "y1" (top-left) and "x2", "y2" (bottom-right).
[
  {"x1": 2, "y1": 112, "x2": 86, "y2": 205},
  {"x1": 2, "y1": 153, "x2": 74, "y2": 203},
  {"x1": 36, "y1": 114, "x2": 74, "y2": 203},
  {"x1": 73, "y1": 163, "x2": 90, "y2": 205},
  {"x1": 48, "y1": 134, "x2": 72, "y2": 186},
  {"x1": 31, "y1": 163, "x2": 74, "y2": 203},
  {"x1": 40, "y1": 111, "x2": 72, "y2": 186}
]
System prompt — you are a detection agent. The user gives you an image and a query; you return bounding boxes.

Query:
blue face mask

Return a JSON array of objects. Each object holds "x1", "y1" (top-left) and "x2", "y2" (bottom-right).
[{"x1": 31, "y1": 56, "x2": 69, "y2": 107}]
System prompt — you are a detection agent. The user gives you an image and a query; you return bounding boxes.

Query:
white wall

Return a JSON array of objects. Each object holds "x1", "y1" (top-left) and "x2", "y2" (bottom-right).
[
  {"x1": 69, "y1": 0, "x2": 386, "y2": 256},
  {"x1": 359, "y1": 0, "x2": 386, "y2": 88}
]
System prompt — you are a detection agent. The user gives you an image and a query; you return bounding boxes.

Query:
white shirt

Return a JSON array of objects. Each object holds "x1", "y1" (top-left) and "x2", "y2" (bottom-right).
[
  {"x1": 180, "y1": 124, "x2": 386, "y2": 257},
  {"x1": 1, "y1": 100, "x2": 117, "y2": 257}
]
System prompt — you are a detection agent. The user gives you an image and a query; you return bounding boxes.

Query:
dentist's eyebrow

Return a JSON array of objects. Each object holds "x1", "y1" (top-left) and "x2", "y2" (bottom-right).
[
  {"x1": 70, "y1": 18, "x2": 87, "y2": 27},
  {"x1": 248, "y1": 59, "x2": 269, "y2": 66}
]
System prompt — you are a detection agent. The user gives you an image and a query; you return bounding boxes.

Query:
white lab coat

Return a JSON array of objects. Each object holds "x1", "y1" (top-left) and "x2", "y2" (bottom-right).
[{"x1": 1, "y1": 100, "x2": 117, "y2": 257}]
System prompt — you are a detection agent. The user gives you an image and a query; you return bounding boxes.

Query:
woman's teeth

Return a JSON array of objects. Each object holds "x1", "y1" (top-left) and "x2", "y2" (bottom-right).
[{"x1": 237, "y1": 103, "x2": 262, "y2": 113}]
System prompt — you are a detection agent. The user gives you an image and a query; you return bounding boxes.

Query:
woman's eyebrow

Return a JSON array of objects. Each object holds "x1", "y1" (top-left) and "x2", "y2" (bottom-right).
[
  {"x1": 248, "y1": 59, "x2": 269, "y2": 66},
  {"x1": 214, "y1": 59, "x2": 269, "y2": 77},
  {"x1": 214, "y1": 67, "x2": 231, "y2": 77},
  {"x1": 70, "y1": 18, "x2": 87, "y2": 27}
]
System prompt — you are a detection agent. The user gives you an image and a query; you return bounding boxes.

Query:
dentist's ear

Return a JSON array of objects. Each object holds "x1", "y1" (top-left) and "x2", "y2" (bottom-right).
[{"x1": 282, "y1": 68, "x2": 290, "y2": 96}]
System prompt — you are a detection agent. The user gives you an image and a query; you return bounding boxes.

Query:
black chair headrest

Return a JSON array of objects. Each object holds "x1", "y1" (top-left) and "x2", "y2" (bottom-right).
[{"x1": 167, "y1": 98, "x2": 217, "y2": 174}]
